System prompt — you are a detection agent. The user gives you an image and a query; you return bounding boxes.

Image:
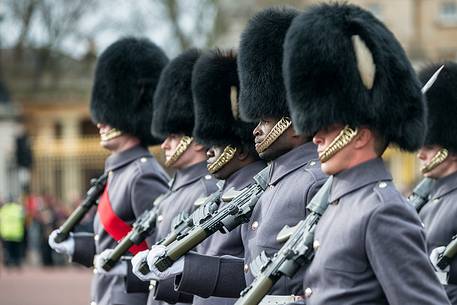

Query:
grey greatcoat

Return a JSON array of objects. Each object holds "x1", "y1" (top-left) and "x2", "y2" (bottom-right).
[
  {"x1": 419, "y1": 171, "x2": 457, "y2": 304},
  {"x1": 72, "y1": 145, "x2": 169, "y2": 305},
  {"x1": 301, "y1": 158, "x2": 451, "y2": 305},
  {"x1": 174, "y1": 142, "x2": 326, "y2": 299},
  {"x1": 143, "y1": 160, "x2": 219, "y2": 305},
  {"x1": 154, "y1": 160, "x2": 267, "y2": 305}
]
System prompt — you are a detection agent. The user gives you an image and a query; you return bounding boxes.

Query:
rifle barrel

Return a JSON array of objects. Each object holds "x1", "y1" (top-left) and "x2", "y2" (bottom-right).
[
  {"x1": 437, "y1": 235, "x2": 457, "y2": 270},
  {"x1": 155, "y1": 226, "x2": 207, "y2": 272},
  {"x1": 235, "y1": 276, "x2": 274, "y2": 305},
  {"x1": 102, "y1": 233, "x2": 134, "y2": 271},
  {"x1": 54, "y1": 174, "x2": 107, "y2": 243}
]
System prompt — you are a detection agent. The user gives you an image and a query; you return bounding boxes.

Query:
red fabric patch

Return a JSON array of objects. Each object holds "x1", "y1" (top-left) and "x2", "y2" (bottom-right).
[{"x1": 97, "y1": 186, "x2": 148, "y2": 254}]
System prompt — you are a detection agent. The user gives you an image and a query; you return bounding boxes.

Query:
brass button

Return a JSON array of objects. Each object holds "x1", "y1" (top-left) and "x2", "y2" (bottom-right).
[
  {"x1": 94, "y1": 234, "x2": 99, "y2": 241},
  {"x1": 93, "y1": 268, "x2": 97, "y2": 274},
  {"x1": 205, "y1": 175, "x2": 212, "y2": 180},
  {"x1": 378, "y1": 182, "x2": 387, "y2": 188},
  {"x1": 433, "y1": 198, "x2": 440, "y2": 204},
  {"x1": 157, "y1": 215, "x2": 163, "y2": 223},
  {"x1": 251, "y1": 221, "x2": 259, "y2": 231},
  {"x1": 313, "y1": 240, "x2": 320, "y2": 250},
  {"x1": 140, "y1": 157, "x2": 148, "y2": 163},
  {"x1": 149, "y1": 280, "x2": 157, "y2": 291},
  {"x1": 304, "y1": 287, "x2": 313, "y2": 298},
  {"x1": 244, "y1": 264, "x2": 249, "y2": 273},
  {"x1": 310, "y1": 161, "x2": 316, "y2": 166},
  {"x1": 109, "y1": 171, "x2": 114, "y2": 177}
]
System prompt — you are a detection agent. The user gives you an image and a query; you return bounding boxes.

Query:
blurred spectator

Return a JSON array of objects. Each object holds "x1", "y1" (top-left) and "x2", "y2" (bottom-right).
[
  {"x1": 24, "y1": 191, "x2": 42, "y2": 266},
  {"x1": 36, "y1": 192, "x2": 60, "y2": 266},
  {"x1": 0, "y1": 198, "x2": 25, "y2": 268},
  {"x1": 23, "y1": 189, "x2": 90, "y2": 267}
]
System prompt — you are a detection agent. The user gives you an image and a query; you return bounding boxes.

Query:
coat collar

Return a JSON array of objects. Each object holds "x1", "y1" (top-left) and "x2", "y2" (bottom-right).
[
  {"x1": 223, "y1": 160, "x2": 267, "y2": 192},
  {"x1": 269, "y1": 142, "x2": 319, "y2": 186},
  {"x1": 329, "y1": 157, "x2": 392, "y2": 203},
  {"x1": 431, "y1": 170, "x2": 457, "y2": 199},
  {"x1": 105, "y1": 145, "x2": 151, "y2": 172},
  {"x1": 170, "y1": 161, "x2": 210, "y2": 191}
]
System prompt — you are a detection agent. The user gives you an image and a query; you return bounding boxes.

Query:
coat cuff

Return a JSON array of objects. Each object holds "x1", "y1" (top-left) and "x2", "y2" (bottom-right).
[
  {"x1": 449, "y1": 258, "x2": 457, "y2": 284},
  {"x1": 124, "y1": 260, "x2": 150, "y2": 293},
  {"x1": 71, "y1": 233, "x2": 95, "y2": 267},
  {"x1": 153, "y1": 278, "x2": 193, "y2": 304},
  {"x1": 175, "y1": 252, "x2": 246, "y2": 298}
]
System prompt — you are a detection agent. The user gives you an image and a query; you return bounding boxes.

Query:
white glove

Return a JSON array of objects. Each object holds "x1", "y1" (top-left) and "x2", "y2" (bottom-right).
[
  {"x1": 131, "y1": 249, "x2": 151, "y2": 281},
  {"x1": 430, "y1": 246, "x2": 449, "y2": 285},
  {"x1": 131, "y1": 245, "x2": 184, "y2": 281},
  {"x1": 94, "y1": 249, "x2": 127, "y2": 276},
  {"x1": 48, "y1": 229, "x2": 75, "y2": 256}
]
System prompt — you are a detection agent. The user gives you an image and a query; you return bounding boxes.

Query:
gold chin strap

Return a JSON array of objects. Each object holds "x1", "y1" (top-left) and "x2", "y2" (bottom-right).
[
  {"x1": 100, "y1": 128, "x2": 123, "y2": 142},
  {"x1": 207, "y1": 146, "x2": 237, "y2": 174},
  {"x1": 256, "y1": 117, "x2": 292, "y2": 154},
  {"x1": 421, "y1": 148, "x2": 449, "y2": 174},
  {"x1": 319, "y1": 125, "x2": 358, "y2": 163},
  {"x1": 165, "y1": 136, "x2": 193, "y2": 167}
]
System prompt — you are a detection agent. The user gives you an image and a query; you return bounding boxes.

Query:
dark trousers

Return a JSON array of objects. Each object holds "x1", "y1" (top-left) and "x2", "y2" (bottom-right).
[{"x1": 2, "y1": 240, "x2": 23, "y2": 267}]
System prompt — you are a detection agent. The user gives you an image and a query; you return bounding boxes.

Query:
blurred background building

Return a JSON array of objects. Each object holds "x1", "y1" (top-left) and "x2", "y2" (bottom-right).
[{"x1": 1, "y1": 0, "x2": 456, "y2": 209}]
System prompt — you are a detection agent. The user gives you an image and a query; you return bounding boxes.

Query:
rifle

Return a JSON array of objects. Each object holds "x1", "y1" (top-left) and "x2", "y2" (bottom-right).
[
  {"x1": 54, "y1": 173, "x2": 108, "y2": 243},
  {"x1": 140, "y1": 166, "x2": 270, "y2": 274},
  {"x1": 234, "y1": 177, "x2": 333, "y2": 305},
  {"x1": 408, "y1": 178, "x2": 434, "y2": 212},
  {"x1": 160, "y1": 187, "x2": 223, "y2": 247},
  {"x1": 437, "y1": 234, "x2": 457, "y2": 270},
  {"x1": 138, "y1": 184, "x2": 226, "y2": 274},
  {"x1": 101, "y1": 194, "x2": 166, "y2": 271}
]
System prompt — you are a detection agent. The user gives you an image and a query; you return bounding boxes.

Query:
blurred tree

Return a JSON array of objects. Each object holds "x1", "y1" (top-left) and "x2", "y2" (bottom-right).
[
  {"x1": 151, "y1": 0, "x2": 223, "y2": 51},
  {"x1": 2, "y1": 0, "x2": 97, "y2": 88},
  {"x1": 4, "y1": 0, "x2": 39, "y2": 61},
  {"x1": 32, "y1": 0, "x2": 97, "y2": 87}
]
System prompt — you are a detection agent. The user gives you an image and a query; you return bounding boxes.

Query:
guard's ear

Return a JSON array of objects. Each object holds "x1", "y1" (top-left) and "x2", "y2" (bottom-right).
[
  {"x1": 449, "y1": 152, "x2": 457, "y2": 162},
  {"x1": 235, "y1": 146, "x2": 249, "y2": 161},
  {"x1": 192, "y1": 142, "x2": 207, "y2": 153},
  {"x1": 353, "y1": 127, "x2": 375, "y2": 149}
]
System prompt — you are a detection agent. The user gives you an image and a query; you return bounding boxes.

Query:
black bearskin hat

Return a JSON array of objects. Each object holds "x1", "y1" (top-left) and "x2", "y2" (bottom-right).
[
  {"x1": 238, "y1": 7, "x2": 299, "y2": 122},
  {"x1": 192, "y1": 49, "x2": 256, "y2": 148},
  {"x1": 151, "y1": 49, "x2": 201, "y2": 140},
  {"x1": 90, "y1": 37, "x2": 168, "y2": 145},
  {"x1": 283, "y1": 3, "x2": 425, "y2": 151},
  {"x1": 419, "y1": 62, "x2": 457, "y2": 153}
]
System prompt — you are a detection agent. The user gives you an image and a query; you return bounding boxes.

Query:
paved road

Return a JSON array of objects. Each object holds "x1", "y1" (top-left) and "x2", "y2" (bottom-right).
[{"x1": 0, "y1": 267, "x2": 91, "y2": 305}]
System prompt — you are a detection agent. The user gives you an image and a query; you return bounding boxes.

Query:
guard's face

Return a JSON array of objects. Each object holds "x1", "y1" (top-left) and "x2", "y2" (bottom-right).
[
  {"x1": 417, "y1": 145, "x2": 455, "y2": 178},
  {"x1": 161, "y1": 134, "x2": 189, "y2": 169},
  {"x1": 253, "y1": 117, "x2": 293, "y2": 161},
  {"x1": 97, "y1": 123, "x2": 127, "y2": 151},
  {"x1": 206, "y1": 145, "x2": 237, "y2": 179},
  {"x1": 313, "y1": 124, "x2": 352, "y2": 175}
]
